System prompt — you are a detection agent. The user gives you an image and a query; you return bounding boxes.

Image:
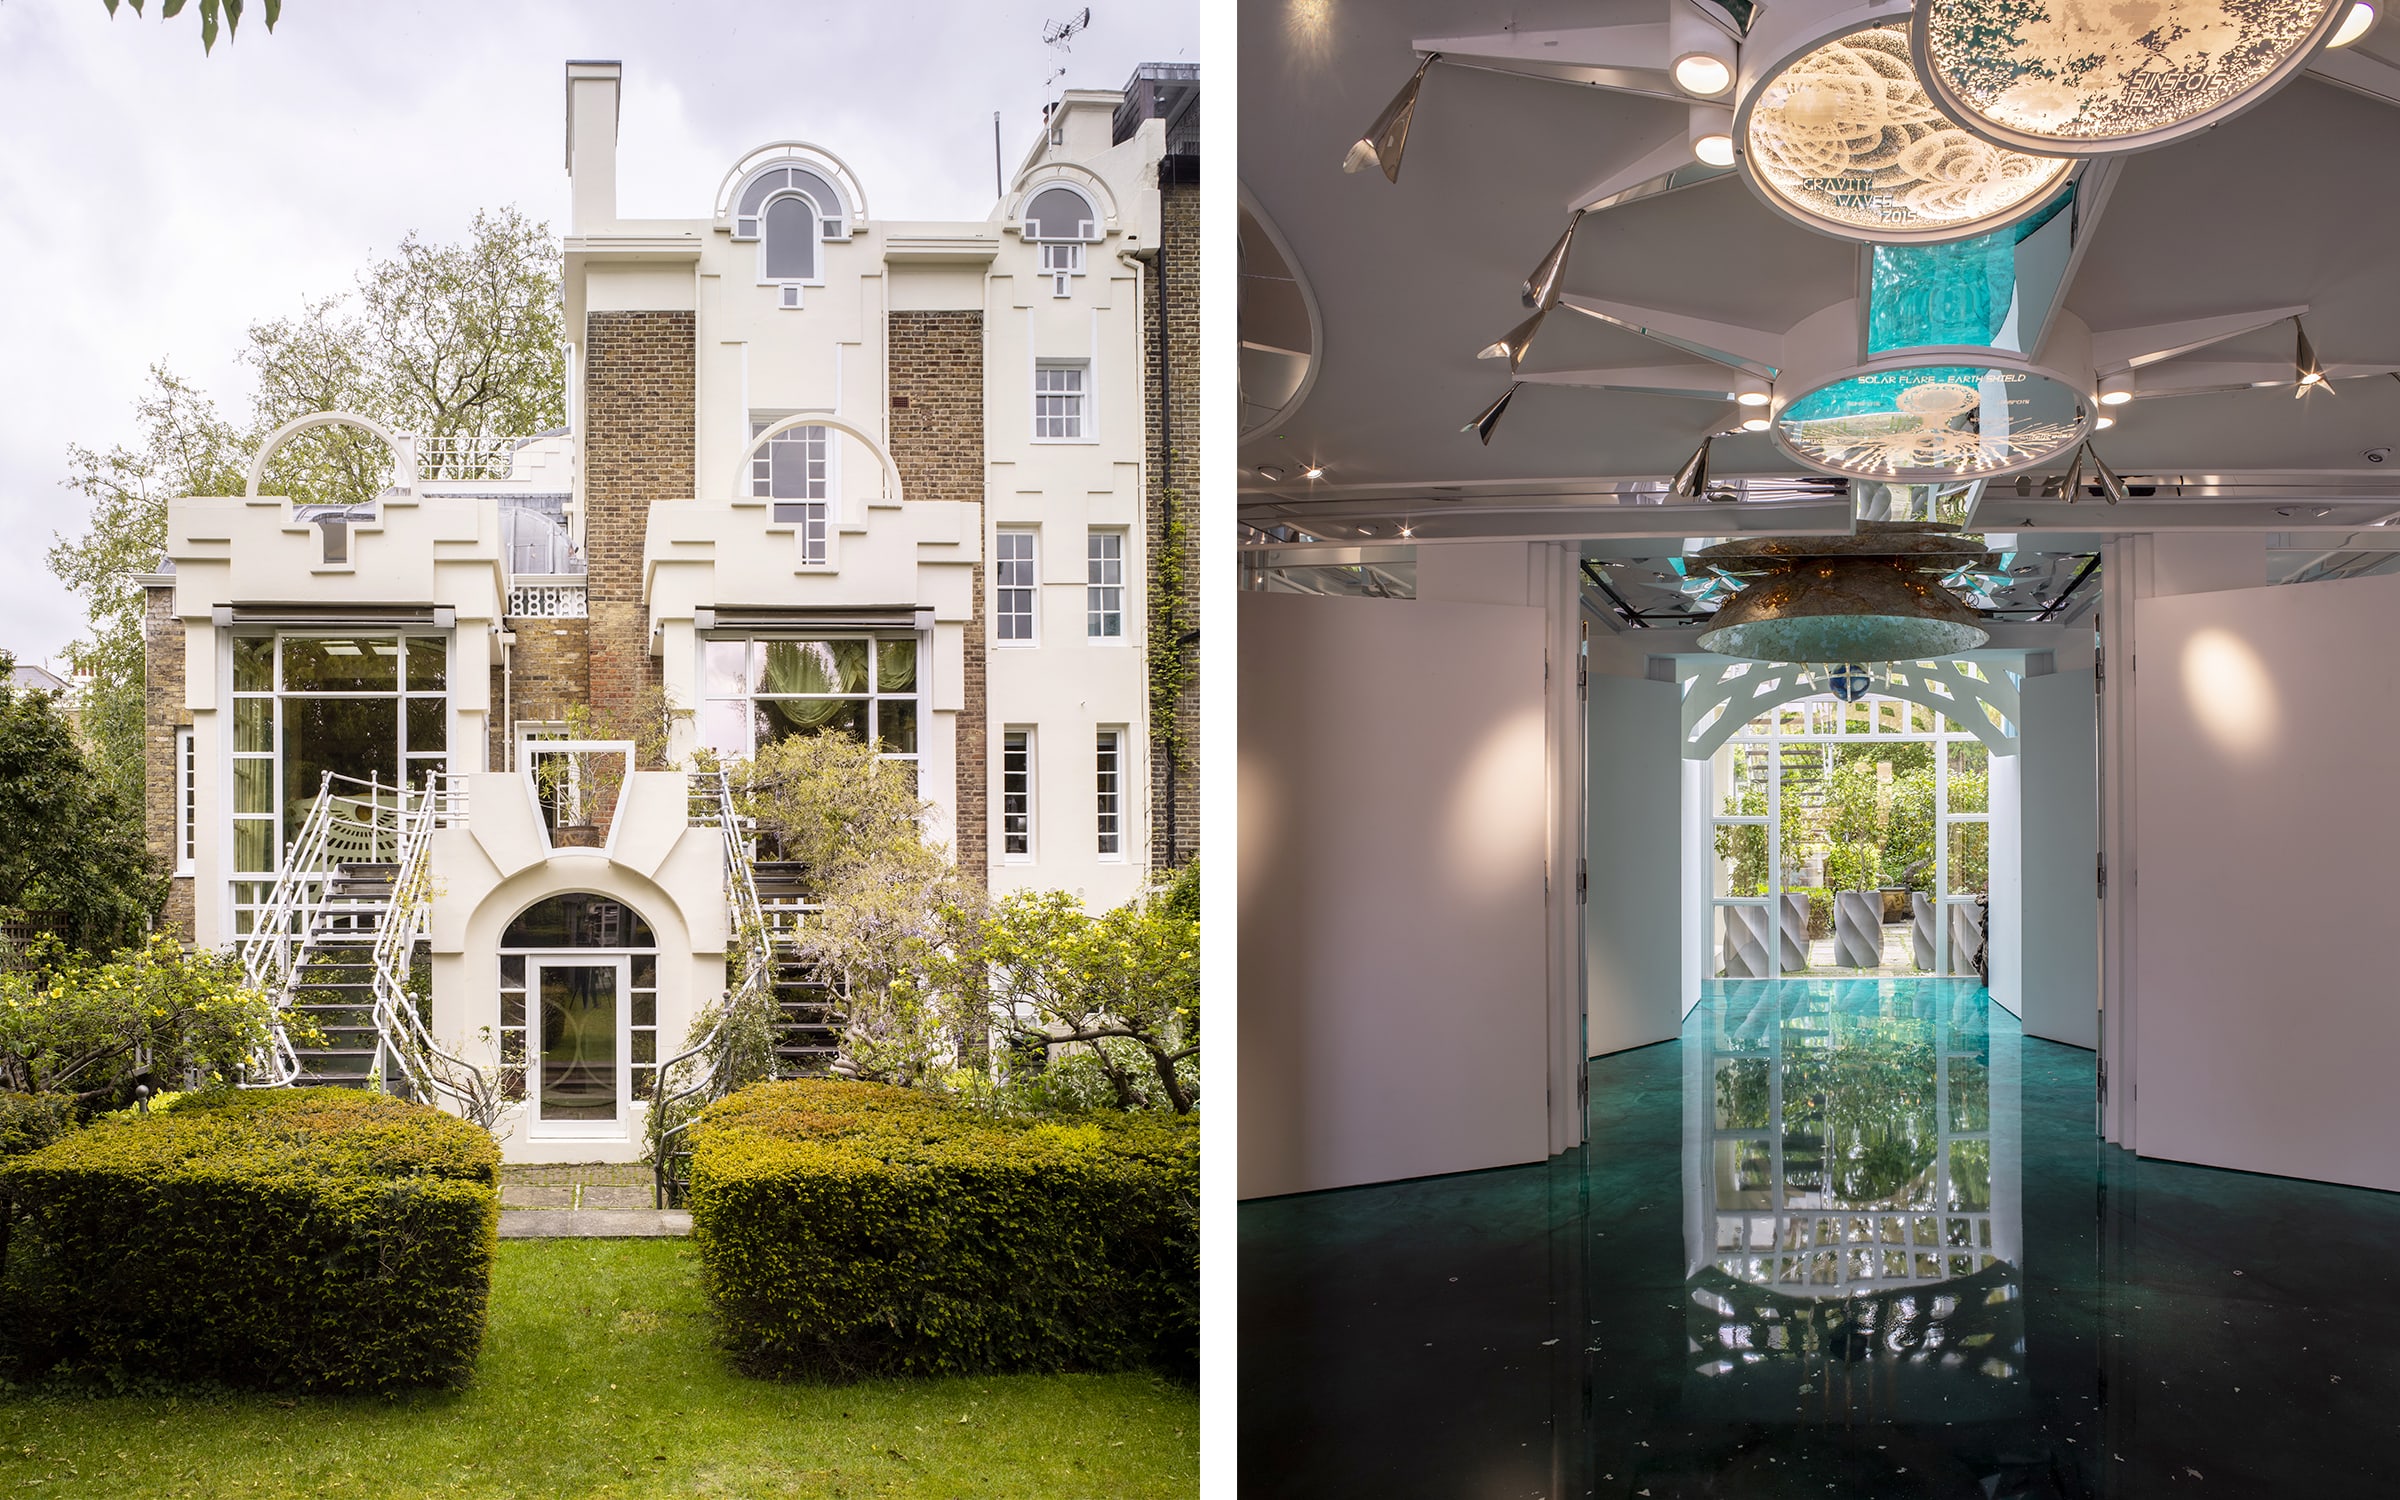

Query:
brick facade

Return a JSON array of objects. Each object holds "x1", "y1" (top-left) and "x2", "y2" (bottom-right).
[
  {"x1": 885, "y1": 309, "x2": 987, "y2": 886},
  {"x1": 143, "y1": 584, "x2": 195, "y2": 940},
  {"x1": 582, "y1": 310, "x2": 694, "y2": 758},
  {"x1": 1146, "y1": 164, "x2": 1201, "y2": 871},
  {"x1": 487, "y1": 616, "x2": 592, "y2": 769}
]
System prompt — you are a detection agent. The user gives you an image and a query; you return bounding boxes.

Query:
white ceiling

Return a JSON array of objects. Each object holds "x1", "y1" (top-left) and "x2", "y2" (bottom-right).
[{"x1": 1239, "y1": 0, "x2": 2400, "y2": 538}]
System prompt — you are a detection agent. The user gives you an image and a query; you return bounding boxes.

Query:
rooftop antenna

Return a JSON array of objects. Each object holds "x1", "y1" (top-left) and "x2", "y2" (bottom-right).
[
  {"x1": 1042, "y1": 7, "x2": 1091, "y2": 92},
  {"x1": 993, "y1": 111, "x2": 1003, "y2": 198}
]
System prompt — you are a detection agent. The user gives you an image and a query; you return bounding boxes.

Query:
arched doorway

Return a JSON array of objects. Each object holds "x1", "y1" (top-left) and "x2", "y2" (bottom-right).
[{"x1": 497, "y1": 893, "x2": 661, "y2": 1135}]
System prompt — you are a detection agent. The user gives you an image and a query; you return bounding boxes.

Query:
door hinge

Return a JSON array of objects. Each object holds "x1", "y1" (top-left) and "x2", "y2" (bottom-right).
[
  {"x1": 2094, "y1": 648, "x2": 2104, "y2": 692},
  {"x1": 2097, "y1": 852, "x2": 2107, "y2": 900},
  {"x1": 2097, "y1": 1057, "x2": 2107, "y2": 1106},
  {"x1": 1578, "y1": 661, "x2": 1588, "y2": 701},
  {"x1": 1577, "y1": 857, "x2": 1588, "y2": 904}
]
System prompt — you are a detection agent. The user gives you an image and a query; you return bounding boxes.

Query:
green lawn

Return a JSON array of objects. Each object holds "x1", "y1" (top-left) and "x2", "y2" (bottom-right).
[{"x1": 0, "y1": 1238, "x2": 1198, "y2": 1498}]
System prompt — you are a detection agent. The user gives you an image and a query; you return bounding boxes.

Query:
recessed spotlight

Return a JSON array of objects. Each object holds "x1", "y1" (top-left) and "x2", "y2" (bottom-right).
[
  {"x1": 2367, "y1": 448, "x2": 2391, "y2": 464},
  {"x1": 1673, "y1": 53, "x2": 1734, "y2": 98},
  {"x1": 1303, "y1": 465, "x2": 1326, "y2": 480},
  {"x1": 1399, "y1": 523, "x2": 1415, "y2": 538}
]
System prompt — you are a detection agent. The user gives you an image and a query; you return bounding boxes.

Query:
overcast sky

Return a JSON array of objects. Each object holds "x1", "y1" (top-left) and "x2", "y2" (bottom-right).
[{"x1": 0, "y1": 0, "x2": 1198, "y2": 667}]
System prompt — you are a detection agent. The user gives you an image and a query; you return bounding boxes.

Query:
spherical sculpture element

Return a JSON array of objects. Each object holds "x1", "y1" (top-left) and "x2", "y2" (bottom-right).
[{"x1": 1913, "y1": 0, "x2": 2349, "y2": 156}]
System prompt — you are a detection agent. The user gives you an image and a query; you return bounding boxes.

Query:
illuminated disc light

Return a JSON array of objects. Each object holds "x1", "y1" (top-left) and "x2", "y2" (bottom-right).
[
  {"x1": 1914, "y1": 0, "x2": 2348, "y2": 156},
  {"x1": 1675, "y1": 52, "x2": 1736, "y2": 97},
  {"x1": 2331, "y1": 1, "x2": 2378, "y2": 46},
  {"x1": 1741, "y1": 415, "x2": 1773, "y2": 432},
  {"x1": 1695, "y1": 132, "x2": 1738, "y2": 167},
  {"x1": 1739, "y1": 23, "x2": 2072, "y2": 243},
  {"x1": 1774, "y1": 364, "x2": 2089, "y2": 481}
]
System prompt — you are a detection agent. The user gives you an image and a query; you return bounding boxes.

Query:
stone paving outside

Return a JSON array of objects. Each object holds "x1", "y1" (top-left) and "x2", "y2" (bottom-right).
[{"x1": 500, "y1": 1162, "x2": 658, "y2": 1212}]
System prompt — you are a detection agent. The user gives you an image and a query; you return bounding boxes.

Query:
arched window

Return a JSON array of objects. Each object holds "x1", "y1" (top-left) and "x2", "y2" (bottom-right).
[
  {"x1": 732, "y1": 162, "x2": 850, "y2": 308},
  {"x1": 1023, "y1": 183, "x2": 1102, "y2": 296},
  {"x1": 497, "y1": 893, "x2": 661, "y2": 1114}
]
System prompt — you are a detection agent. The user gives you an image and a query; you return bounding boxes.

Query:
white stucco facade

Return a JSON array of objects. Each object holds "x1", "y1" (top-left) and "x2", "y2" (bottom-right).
[{"x1": 148, "y1": 62, "x2": 1186, "y2": 1161}]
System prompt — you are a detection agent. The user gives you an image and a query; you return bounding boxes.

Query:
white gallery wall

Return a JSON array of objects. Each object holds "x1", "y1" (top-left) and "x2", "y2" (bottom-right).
[
  {"x1": 1237, "y1": 591, "x2": 1553, "y2": 1198},
  {"x1": 2132, "y1": 570, "x2": 2400, "y2": 1192},
  {"x1": 1985, "y1": 755, "x2": 2024, "y2": 1017},
  {"x1": 2018, "y1": 668, "x2": 2099, "y2": 1049},
  {"x1": 1586, "y1": 671, "x2": 1683, "y2": 1054}
]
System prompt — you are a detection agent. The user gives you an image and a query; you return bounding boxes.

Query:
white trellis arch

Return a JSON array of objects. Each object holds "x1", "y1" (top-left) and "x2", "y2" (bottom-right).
[
  {"x1": 246, "y1": 412, "x2": 413, "y2": 502},
  {"x1": 730, "y1": 415, "x2": 905, "y2": 505},
  {"x1": 1681, "y1": 657, "x2": 2021, "y2": 760}
]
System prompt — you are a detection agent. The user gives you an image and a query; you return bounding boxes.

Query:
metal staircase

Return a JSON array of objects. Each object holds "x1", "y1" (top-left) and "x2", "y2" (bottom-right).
[
  {"x1": 651, "y1": 769, "x2": 837, "y2": 1207},
  {"x1": 239, "y1": 773, "x2": 498, "y2": 1124}
]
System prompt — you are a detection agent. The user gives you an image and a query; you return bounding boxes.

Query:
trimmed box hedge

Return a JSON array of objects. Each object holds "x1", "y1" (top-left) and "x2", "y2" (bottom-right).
[
  {"x1": 688, "y1": 1080, "x2": 1198, "y2": 1380},
  {"x1": 0, "y1": 1086, "x2": 499, "y2": 1392}
]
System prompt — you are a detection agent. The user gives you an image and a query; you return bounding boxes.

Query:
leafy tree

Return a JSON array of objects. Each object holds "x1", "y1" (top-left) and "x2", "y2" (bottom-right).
[
  {"x1": 49, "y1": 209, "x2": 564, "y2": 801},
  {"x1": 0, "y1": 936, "x2": 273, "y2": 1103},
  {"x1": 940, "y1": 877, "x2": 1201, "y2": 1115},
  {"x1": 0, "y1": 654, "x2": 162, "y2": 954},
  {"x1": 736, "y1": 734, "x2": 982, "y2": 1087},
  {"x1": 100, "y1": 0, "x2": 280, "y2": 55},
  {"x1": 48, "y1": 371, "x2": 247, "y2": 808}
]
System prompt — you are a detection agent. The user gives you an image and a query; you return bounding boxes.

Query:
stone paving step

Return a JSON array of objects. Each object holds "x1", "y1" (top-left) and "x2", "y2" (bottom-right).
[{"x1": 497, "y1": 1208, "x2": 690, "y2": 1239}]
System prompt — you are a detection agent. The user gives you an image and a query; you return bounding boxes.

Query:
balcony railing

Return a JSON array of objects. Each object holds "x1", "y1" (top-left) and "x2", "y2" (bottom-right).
[
  {"x1": 508, "y1": 577, "x2": 588, "y2": 618},
  {"x1": 416, "y1": 435, "x2": 519, "y2": 483}
]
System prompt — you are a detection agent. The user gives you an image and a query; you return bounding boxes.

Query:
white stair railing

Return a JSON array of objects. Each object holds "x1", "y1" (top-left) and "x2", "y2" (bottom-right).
[
  {"x1": 651, "y1": 768, "x2": 785, "y2": 1204},
  {"x1": 365, "y1": 774, "x2": 500, "y2": 1126},
  {"x1": 238, "y1": 772, "x2": 402, "y2": 1087}
]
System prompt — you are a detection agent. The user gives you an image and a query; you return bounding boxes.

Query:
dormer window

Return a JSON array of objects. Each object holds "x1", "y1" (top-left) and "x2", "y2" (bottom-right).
[
  {"x1": 1024, "y1": 183, "x2": 1102, "y2": 298},
  {"x1": 731, "y1": 161, "x2": 851, "y2": 307}
]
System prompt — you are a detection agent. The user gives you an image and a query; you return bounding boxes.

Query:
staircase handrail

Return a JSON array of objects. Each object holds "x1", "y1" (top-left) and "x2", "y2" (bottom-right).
[
  {"x1": 238, "y1": 770, "x2": 408, "y2": 1087},
  {"x1": 366, "y1": 773, "x2": 500, "y2": 1126},
  {"x1": 653, "y1": 767, "x2": 784, "y2": 1204}
]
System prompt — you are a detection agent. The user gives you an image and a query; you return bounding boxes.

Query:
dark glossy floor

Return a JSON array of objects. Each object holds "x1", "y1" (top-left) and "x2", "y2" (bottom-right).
[{"x1": 1240, "y1": 980, "x2": 2400, "y2": 1498}]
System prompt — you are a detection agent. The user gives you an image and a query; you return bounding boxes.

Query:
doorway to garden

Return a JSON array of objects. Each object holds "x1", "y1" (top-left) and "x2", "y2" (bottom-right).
[{"x1": 1686, "y1": 660, "x2": 2020, "y2": 985}]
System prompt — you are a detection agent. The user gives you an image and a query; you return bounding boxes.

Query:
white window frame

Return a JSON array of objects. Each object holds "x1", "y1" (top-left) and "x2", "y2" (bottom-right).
[
  {"x1": 749, "y1": 416, "x2": 836, "y2": 563},
  {"x1": 995, "y1": 528, "x2": 1039, "y2": 645},
  {"x1": 1033, "y1": 360, "x2": 1091, "y2": 443},
  {"x1": 175, "y1": 726, "x2": 196, "y2": 875},
  {"x1": 695, "y1": 635, "x2": 923, "y2": 767},
  {"x1": 1023, "y1": 182, "x2": 1101, "y2": 299},
  {"x1": 1002, "y1": 728, "x2": 1035, "y2": 862},
  {"x1": 1096, "y1": 727, "x2": 1126, "y2": 862},
  {"x1": 1086, "y1": 529, "x2": 1127, "y2": 641},
  {"x1": 226, "y1": 631, "x2": 451, "y2": 938},
  {"x1": 746, "y1": 178, "x2": 837, "y2": 304}
]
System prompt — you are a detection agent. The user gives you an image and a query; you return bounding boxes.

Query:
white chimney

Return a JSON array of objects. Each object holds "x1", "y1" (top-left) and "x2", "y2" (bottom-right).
[{"x1": 565, "y1": 60, "x2": 622, "y2": 233}]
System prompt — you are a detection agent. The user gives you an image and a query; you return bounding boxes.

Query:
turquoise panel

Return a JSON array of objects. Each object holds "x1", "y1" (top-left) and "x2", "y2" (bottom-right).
[{"x1": 1867, "y1": 189, "x2": 2075, "y2": 356}]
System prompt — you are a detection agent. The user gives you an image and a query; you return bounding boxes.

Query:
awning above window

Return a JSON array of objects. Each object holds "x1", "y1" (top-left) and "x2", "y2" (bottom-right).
[
  {"x1": 696, "y1": 605, "x2": 932, "y2": 633},
  {"x1": 211, "y1": 604, "x2": 457, "y2": 629}
]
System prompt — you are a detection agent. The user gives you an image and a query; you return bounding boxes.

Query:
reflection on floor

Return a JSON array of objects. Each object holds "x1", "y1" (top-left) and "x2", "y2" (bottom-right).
[{"x1": 1239, "y1": 979, "x2": 2400, "y2": 1498}]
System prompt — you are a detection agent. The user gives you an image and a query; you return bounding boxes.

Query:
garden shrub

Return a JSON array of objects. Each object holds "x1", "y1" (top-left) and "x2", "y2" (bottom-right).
[
  {"x1": 689, "y1": 1079, "x2": 1198, "y2": 1380},
  {"x1": 0, "y1": 1087, "x2": 499, "y2": 1391},
  {"x1": 0, "y1": 1093, "x2": 76, "y2": 1159}
]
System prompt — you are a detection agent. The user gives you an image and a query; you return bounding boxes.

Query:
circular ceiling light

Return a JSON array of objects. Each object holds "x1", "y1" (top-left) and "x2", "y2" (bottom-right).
[
  {"x1": 1676, "y1": 53, "x2": 1736, "y2": 98},
  {"x1": 1741, "y1": 415, "x2": 1773, "y2": 432},
  {"x1": 1913, "y1": 0, "x2": 2350, "y2": 157},
  {"x1": 2332, "y1": 1, "x2": 2379, "y2": 46},
  {"x1": 1693, "y1": 525, "x2": 1996, "y2": 663},
  {"x1": 1774, "y1": 360, "x2": 2089, "y2": 481},
  {"x1": 2098, "y1": 370, "x2": 2136, "y2": 405},
  {"x1": 1737, "y1": 21, "x2": 2073, "y2": 244}
]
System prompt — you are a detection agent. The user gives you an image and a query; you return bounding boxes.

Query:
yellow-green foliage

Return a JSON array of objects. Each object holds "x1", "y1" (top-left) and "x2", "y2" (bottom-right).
[
  {"x1": 690, "y1": 1080, "x2": 1198, "y2": 1381},
  {"x1": 0, "y1": 1087, "x2": 498, "y2": 1392}
]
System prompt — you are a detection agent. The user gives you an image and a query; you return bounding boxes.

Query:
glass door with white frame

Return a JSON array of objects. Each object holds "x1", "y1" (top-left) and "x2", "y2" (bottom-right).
[{"x1": 533, "y1": 956, "x2": 627, "y2": 1131}]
